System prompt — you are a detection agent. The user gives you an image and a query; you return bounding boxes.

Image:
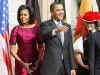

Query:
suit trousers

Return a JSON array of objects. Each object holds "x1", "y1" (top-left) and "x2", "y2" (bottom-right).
[
  {"x1": 41, "y1": 62, "x2": 68, "y2": 75},
  {"x1": 57, "y1": 63, "x2": 68, "y2": 75}
]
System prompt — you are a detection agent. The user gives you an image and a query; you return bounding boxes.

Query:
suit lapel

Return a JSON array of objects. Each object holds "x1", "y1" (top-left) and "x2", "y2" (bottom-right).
[
  {"x1": 62, "y1": 22, "x2": 68, "y2": 46},
  {"x1": 50, "y1": 19, "x2": 63, "y2": 45}
]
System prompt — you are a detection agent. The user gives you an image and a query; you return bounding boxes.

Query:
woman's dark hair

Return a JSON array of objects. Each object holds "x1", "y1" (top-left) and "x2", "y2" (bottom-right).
[
  {"x1": 17, "y1": 5, "x2": 34, "y2": 25},
  {"x1": 50, "y1": 2, "x2": 63, "y2": 11}
]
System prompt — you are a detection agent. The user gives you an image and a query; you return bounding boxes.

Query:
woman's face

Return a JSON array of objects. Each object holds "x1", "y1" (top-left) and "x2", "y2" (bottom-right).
[{"x1": 20, "y1": 9, "x2": 30, "y2": 25}]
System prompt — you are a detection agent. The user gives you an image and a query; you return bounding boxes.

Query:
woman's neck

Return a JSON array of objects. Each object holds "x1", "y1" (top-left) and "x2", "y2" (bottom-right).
[{"x1": 21, "y1": 24, "x2": 35, "y2": 28}]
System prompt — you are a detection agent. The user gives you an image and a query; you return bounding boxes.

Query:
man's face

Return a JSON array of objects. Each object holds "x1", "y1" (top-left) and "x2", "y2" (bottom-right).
[
  {"x1": 84, "y1": 22, "x2": 96, "y2": 31},
  {"x1": 51, "y1": 4, "x2": 64, "y2": 21},
  {"x1": 87, "y1": 23, "x2": 96, "y2": 31}
]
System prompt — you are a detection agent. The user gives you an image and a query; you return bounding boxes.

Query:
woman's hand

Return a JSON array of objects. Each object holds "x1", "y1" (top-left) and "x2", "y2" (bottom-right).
[
  {"x1": 10, "y1": 45, "x2": 33, "y2": 73},
  {"x1": 23, "y1": 63, "x2": 33, "y2": 74}
]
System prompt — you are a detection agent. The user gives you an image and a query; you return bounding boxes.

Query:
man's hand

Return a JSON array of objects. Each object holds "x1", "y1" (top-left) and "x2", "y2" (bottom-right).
[
  {"x1": 32, "y1": 60, "x2": 39, "y2": 71},
  {"x1": 71, "y1": 69, "x2": 76, "y2": 75},
  {"x1": 54, "y1": 25, "x2": 69, "y2": 33}
]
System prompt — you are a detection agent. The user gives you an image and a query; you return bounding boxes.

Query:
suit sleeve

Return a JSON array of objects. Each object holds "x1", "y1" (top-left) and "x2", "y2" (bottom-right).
[
  {"x1": 68, "y1": 25, "x2": 76, "y2": 69},
  {"x1": 40, "y1": 22, "x2": 56, "y2": 41},
  {"x1": 88, "y1": 33, "x2": 95, "y2": 75}
]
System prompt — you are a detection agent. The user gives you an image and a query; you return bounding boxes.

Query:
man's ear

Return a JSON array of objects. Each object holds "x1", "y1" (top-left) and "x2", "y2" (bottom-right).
[{"x1": 50, "y1": 11, "x2": 53, "y2": 16}]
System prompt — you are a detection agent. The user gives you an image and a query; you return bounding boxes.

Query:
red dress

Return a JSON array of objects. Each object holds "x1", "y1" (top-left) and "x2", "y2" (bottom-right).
[{"x1": 10, "y1": 25, "x2": 42, "y2": 75}]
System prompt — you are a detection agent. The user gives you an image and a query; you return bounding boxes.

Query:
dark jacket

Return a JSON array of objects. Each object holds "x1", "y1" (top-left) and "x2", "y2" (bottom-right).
[
  {"x1": 40, "y1": 19, "x2": 76, "y2": 75},
  {"x1": 89, "y1": 30, "x2": 100, "y2": 75}
]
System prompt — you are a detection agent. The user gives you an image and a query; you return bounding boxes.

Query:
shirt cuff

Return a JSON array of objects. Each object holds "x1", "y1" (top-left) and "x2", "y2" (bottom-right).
[{"x1": 52, "y1": 29, "x2": 57, "y2": 36}]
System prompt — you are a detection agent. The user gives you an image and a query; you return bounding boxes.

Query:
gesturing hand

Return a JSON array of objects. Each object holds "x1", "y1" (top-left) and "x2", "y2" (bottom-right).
[{"x1": 55, "y1": 25, "x2": 69, "y2": 33}]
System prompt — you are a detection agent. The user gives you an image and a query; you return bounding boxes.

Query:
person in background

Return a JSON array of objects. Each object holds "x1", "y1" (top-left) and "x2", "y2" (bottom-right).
[
  {"x1": 73, "y1": 11, "x2": 100, "y2": 75},
  {"x1": 10, "y1": 5, "x2": 43, "y2": 75},
  {"x1": 88, "y1": 15, "x2": 100, "y2": 75},
  {"x1": 40, "y1": 2, "x2": 76, "y2": 75}
]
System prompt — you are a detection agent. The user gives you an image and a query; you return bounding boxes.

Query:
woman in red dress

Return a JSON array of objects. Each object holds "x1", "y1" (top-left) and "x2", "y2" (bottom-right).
[{"x1": 10, "y1": 5, "x2": 43, "y2": 75}]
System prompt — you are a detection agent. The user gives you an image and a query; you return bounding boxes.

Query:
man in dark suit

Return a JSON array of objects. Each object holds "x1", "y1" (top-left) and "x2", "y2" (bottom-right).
[
  {"x1": 73, "y1": 12, "x2": 100, "y2": 75},
  {"x1": 88, "y1": 22, "x2": 100, "y2": 75},
  {"x1": 40, "y1": 2, "x2": 76, "y2": 75},
  {"x1": 81, "y1": 11, "x2": 100, "y2": 75}
]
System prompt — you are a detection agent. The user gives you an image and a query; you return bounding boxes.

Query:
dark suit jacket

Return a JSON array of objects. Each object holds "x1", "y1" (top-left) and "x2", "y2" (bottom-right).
[
  {"x1": 40, "y1": 19, "x2": 76, "y2": 75},
  {"x1": 89, "y1": 30, "x2": 100, "y2": 75}
]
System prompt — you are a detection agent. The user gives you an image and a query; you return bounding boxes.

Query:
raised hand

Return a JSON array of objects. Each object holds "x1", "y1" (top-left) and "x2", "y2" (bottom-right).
[{"x1": 55, "y1": 25, "x2": 69, "y2": 33}]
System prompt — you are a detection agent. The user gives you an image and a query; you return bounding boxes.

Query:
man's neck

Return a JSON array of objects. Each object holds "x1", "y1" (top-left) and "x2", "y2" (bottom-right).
[{"x1": 53, "y1": 19, "x2": 61, "y2": 24}]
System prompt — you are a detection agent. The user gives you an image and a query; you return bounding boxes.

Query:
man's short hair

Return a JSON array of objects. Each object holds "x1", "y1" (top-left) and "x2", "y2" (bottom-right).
[{"x1": 50, "y1": 2, "x2": 63, "y2": 11}]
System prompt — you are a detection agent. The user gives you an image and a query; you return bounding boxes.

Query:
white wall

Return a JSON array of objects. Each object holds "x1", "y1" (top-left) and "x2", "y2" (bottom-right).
[
  {"x1": 8, "y1": 0, "x2": 26, "y2": 31},
  {"x1": 65, "y1": 0, "x2": 99, "y2": 34},
  {"x1": 65, "y1": 0, "x2": 79, "y2": 33}
]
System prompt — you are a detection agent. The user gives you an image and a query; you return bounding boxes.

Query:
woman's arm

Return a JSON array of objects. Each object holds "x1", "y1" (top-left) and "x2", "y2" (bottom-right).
[
  {"x1": 35, "y1": 43, "x2": 44, "y2": 63},
  {"x1": 75, "y1": 51, "x2": 88, "y2": 70},
  {"x1": 10, "y1": 45, "x2": 24, "y2": 65},
  {"x1": 10, "y1": 45, "x2": 33, "y2": 73}
]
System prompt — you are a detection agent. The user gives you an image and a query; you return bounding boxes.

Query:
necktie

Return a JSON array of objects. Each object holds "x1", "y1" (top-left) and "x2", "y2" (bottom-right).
[
  {"x1": 57, "y1": 22, "x2": 64, "y2": 45},
  {"x1": 57, "y1": 22, "x2": 64, "y2": 60}
]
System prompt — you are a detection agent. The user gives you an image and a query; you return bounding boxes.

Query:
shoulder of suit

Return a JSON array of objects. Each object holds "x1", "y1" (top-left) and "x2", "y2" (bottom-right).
[
  {"x1": 62, "y1": 21, "x2": 70, "y2": 25},
  {"x1": 97, "y1": 30, "x2": 100, "y2": 32},
  {"x1": 40, "y1": 20, "x2": 51, "y2": 24},
  {"x1": 95, "y1": 30, "x2": 100, "y2": 35},
  {"x1": 40, "y1": 20, "x2": 54, "y2": 26},
  {"x1": 63, "y1": 23, "x2": 71, "y2": 28}
]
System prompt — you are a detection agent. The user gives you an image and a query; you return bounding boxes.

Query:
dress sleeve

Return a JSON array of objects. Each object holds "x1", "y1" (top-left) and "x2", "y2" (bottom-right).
[
  {"x1": 36, "y1": 25, "x2": 43, "y2": 44},
  {"x1": 73, "y1": 36, "x2": 84, "y2": 53},
  {"x1": 10, "y1": 26, "x2": 18, "y2": 45}
]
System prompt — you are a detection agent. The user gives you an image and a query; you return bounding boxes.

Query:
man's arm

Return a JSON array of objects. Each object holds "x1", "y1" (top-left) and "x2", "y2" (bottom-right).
[
  {"x1": 40, "y1": 22, "x2": 55, "y2": 40},
  {"x1": 40, "y1": 22, "x2": 68, "y2": 41},
  {"x1": 68, "y1": 25, "x2": 76, "y2": 69},
  {"x1": 67, "y1": 25, "x2": 76, "y2": 75}
]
